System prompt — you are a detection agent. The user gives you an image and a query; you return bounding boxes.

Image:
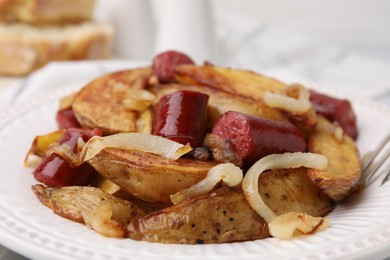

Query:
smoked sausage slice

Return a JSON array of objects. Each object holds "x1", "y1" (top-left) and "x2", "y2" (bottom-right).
[
  {"x1": 56, "y1": 108, "x2": 81, "y2": 129},
  {"x1": 310, "y1": 90, "x2": 358, "y2": 139},
  {"x1": 211, "y1": 111, "x2": 306, "y2": 166},
  {"x1": 152, "y1": 50, "x2": 195, "y2": 83},
  {"x1": 33, "y1": 128, "x2": 101, "y2": 187},
  {"x1": 153, "y1": 90, "x2": 209, "y2": 147}
]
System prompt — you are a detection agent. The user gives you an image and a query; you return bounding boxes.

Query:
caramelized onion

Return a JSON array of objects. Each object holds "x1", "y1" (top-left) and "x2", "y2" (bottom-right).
[
  {"x1": 24, "y1": 152, "x2": 42, "y2": 168},
  {"x1": 170, "y1": 163, "x2": 243, "y2": 205},
  {"x1": 83, "y1": 133, "x2": 192, "y2": 161},
  {"x1": 264, "y1": 92, "x2": 311, "y2": 114},
  {"x1": 242, "y1": 152, "x2": 328, "y2": 223},
  {"x1": 268, "y1": 212, "x2": 329, "y2": 240},
  {"x1": 264, "y1": 84, "x2": 311, "y2": 114},
  {"x1": 317, "y1": 116, "x2": 344, "y2": 142},
  {"x1": 50, "y1": 133, "x2": 193, "y2": 166},
  {"x1": 123, "y1": 89, "x2": 155, "y2": 111},
  {"x1": 83, "y1": 202, "x2": 125, "y2": 238}
]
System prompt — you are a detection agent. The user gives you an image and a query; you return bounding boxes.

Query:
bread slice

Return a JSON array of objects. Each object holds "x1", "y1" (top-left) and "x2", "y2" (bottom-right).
[
  {"x1": 0, "y1": 0, "x2": 95, "y2": 25},
  {"x1": 0, "y1": 22, "x2": 113, "y2": 76}
]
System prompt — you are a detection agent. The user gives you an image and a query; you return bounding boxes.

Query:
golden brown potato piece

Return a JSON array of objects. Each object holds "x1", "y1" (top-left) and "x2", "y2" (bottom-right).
[
  {"x1": 88, "y1": 148, "x2": 218, "y2": 203},
  {"x1": 259, "y1": 168, "x2": 334, "y2": 216},
  {"x1": 72, "y1": 68, "x2": 152, "y2": 135},
  {"x1": 127, "y1": 187, "x2": 269, "y2": 244},
  {"x1": 308, "y1": 117, "x2": 361, "y2": 201},
  {"x1": 175, "y1": 63, "x2": 286, "y2": 101},
  {"x1": 91, "y1": 175, "x2": 169, "y2": 214},
  {"x1": 32, "y1": 184, "x2": 146, "y2": 237},
  {"x1": 150, "y1": 84, "x2": 287, "y2": 128},
  {"x1": 127, "y1": 168, "x2": 333, "y2": 244}
]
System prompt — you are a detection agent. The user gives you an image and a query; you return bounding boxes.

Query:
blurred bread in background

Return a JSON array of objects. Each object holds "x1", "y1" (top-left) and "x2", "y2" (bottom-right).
[
  {"x1": 0, "y1": 22, "x2": 113, "y2": 76},
  {"x1": 0, "y1": 0, "x2": 113, "y2": 76},
  {"x1": 0, "y1": 0, "x2": 95, "y2": 25}
]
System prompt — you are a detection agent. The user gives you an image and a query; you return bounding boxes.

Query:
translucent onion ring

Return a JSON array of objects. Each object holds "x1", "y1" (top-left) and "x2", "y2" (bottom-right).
[
  {"x1": 268, "y1": 212, "x2": 329, "y2": 240},
  {"x1": 170, "y1": 163, "x2": 243, "y2": 205},
  {"x1": 49, "y1": 133, "x2": 192, "y2": 167},
  {"x1": 263, "y1": 92, "x2": 312, "y2": 115},
  {"x1": 242, "y1": 152, "x2": 328, "y2": 223}
]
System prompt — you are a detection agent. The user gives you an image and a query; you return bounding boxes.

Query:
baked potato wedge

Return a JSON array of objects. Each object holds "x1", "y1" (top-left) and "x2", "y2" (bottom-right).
[
  {"x1": 175, "y1": 63, "x2": 286, "y2": 101},
  {"x1": 91, "y1": 175, "x2": 169, "y2": 213},
  {"x1": 150, "y1": 84, "x2": 286, "y2": 128},
  {"x1": 88, "y1": 148, "x2": 218, "y2": 203},
  {"x1": 127, "y1": 168, "x2": 333, "y2": 244},
  {"x1": 308, "y1": 117, "x2": 361, "y2": 201},
  {"x1": 32, "y1": 184, "x2": 146, "y2": 237},
  {"x1": 127, "y1": 187, "x2": 269, "y2": 244},
  {"x1": 259, "y1": 168, "x2": 334, "y2": 216},
  {"x1": 72, "y1": 68, "x2": 152, "y2": 135}
]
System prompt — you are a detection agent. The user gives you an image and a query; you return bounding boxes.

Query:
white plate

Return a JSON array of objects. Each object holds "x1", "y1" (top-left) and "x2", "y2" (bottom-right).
[{"x1": 0, "y1": 84, "x2": 390, "y2": 260}]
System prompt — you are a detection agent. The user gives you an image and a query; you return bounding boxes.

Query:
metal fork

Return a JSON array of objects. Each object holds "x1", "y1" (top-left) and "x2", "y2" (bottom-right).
[{"x1": 359, "y1": 133, "x2": 390, "y2": 186}]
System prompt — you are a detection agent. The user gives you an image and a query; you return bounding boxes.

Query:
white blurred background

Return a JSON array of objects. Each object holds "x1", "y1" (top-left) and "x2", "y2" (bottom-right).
[
  {"x1": 213, "y1": 0, "x2": 390, "y2": 58},
  {"x1": 146, "y1": 0, "x2": 390, "y2": 104}
]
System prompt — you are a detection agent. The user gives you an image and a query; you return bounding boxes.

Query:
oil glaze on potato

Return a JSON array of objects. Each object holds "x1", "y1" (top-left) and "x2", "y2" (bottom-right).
[
  {"x1": 72, "y1": 68, "x2": 152, "y2": 135},
  {"x1": 88, "y1": 148, "x2": 218, "y2": 203}
]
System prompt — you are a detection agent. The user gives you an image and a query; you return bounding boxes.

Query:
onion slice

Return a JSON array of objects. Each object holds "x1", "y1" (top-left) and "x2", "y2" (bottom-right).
[
  {"x1": 242, "y1": 152, "x2": 328, "y2": 223},
  {"x1": 50, "y1": 133, "x2": 192, "y2": 166},
  {"x1": 82, "y1": 201, "x2": 125, "y2": 238},
  {"x1": 263, "y1": 92, "x2": 311, "y2": 114},
  {"x1": 268, "y1": 212, "x2": 329, "y2": 240},
  {"x1": 170, "y1": 163, "x2": 243, "y2": 205},
  {"x1": 83, "y1": 133, "x2": 192, "y2": 161},
  {"x1": 263, "y1": 84, "x2": 311, "y2": 114},
  {"x1": 123, "y1": 89, "x2": 155, "y2": 111}
]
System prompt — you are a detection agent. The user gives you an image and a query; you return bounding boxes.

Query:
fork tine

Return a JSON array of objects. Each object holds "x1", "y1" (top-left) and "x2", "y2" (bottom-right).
[
  {"x1": 367, "y1": 147, "x2": 390, "y2": 184},
  {"x1": 362, "y1": 133, "x2": 390, "y2": 172},
  {"x1": 360, "y1": 132, "x2": 390, "y2": 184},
  {"x1": 380, "y1": 168, "x2": 390, "y2": 186}
]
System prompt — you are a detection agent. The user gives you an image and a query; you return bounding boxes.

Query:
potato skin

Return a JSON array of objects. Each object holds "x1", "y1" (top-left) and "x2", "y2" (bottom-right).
[
  {"x1": 31, "y1": 184, "x2": 146, "y2": 226},
  {"x1": 126, "y1": 168, "x2": 333, "y2": 244},
  {"x1": 72, "y1": 68, "x2": 152, "y2": 135},
  {"x1": 259, "y1": 168, "x2": 334, "y2": 217},
  {"x1": 127, "y1": 187, "x2": 269, "y2": 244},
  {"x1": 88, "y1": 148, "x2": 218, "y2": 203},
  {"x1": 308, "y1": 117, "x2": 361, "y2": 201},
  {"x1": 175, "y1": 64, "x2": 286, "y2": 101}
]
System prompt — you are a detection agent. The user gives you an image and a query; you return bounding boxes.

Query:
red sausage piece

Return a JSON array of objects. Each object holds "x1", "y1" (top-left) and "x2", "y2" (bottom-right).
[
  {"x1": 211, "y1": 111, "x2": 306, "y2": 166},
  {"x1": 152, "y1": 50, "x2": 195, "y2": 83},
  {"x1": 33, "y1": 128, "x2": 102, "y2": 187},
  {"x1": 310, "y1": 90, "x2": 358, "y2": 139},
  {"x1": 153, "y1": 90, "x2": 209, "y2": 147},
  {"x1": 56, "y1": 108, "x2": 81, "y2": 129}
]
